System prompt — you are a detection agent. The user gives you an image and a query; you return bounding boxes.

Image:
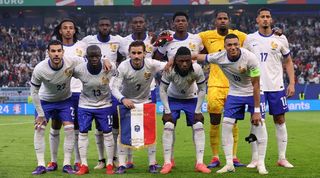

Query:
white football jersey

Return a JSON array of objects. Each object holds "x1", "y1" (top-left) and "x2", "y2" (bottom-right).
[
  {"x1": 73, "y1": 62, "x2": 116, "y2": 109},
  {"x1": 112, "y1": 58, "x2": 166, "y2": 103},
  {"x1": 81, "y1": 34, "x2": 122, "y2": 65},
  {"x1": 31, "y1": 56, "x2": 84, "y2": 102},
  {"x1": 243, "y1": 31, "x2": 290, "y2": 91},
  {"x1": 119, "y1": 33, "x2": 155, "y2": 58},
  {"x1": 206, "y1": 48, "x2": 260, "y2": 96},
  {"x1": 161, "y1": 63, "x2": 206, "y2": 99},
  {"x1": 63, "y1": 41, "x2": 87, "y2": 93},
  {"x1": 157, "y1": 33, "x2": 204, "y2": 59}
]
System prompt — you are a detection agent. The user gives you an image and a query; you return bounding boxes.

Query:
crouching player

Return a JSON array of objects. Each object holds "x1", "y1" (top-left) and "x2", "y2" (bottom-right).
[
  {"x1": 159, "y1": 47, "x2": 211, "y2": 174},
  {"x1": 194, "y1": 34, "x2": 268, "y2": 175},
  {"x1": 112, "y1": 40, "x2": 166, "y2": 174},
  {"x1": 31, "y1": 40, "x2": 84, "y2": 175},
  {"x1": 72, "y1": 45, "x2": 116, "y2": 175}
]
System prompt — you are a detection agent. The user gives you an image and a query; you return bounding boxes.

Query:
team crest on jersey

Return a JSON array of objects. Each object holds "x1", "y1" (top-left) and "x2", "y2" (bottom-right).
[
  {"x1": 189, "y1": 42, "x2": 196, "y2": 51},
  {"x1": 271, "y1": 41, "x2": 278, "y2": 50},
  {"x1": 64, "y1": 67, "x2": 73, "y2": 77},
  {"x1": 75, "y1": 48, "x2": 83, "y2": 57},
  {"x1": 146, "y1": 44, "x2": 153, "y2": 53},
  {"x1": 187, "y1": 78, "x2": 195, "y2": 85},
  {"x1": 144, "y1": 71, "x2": 152, "y2": 80},
  {"x1": 101, "y1": 76, "x2": 109, "y2": 85},
  {"x1": 110, "y1": 43, "x2": 118, "y2": 52}
]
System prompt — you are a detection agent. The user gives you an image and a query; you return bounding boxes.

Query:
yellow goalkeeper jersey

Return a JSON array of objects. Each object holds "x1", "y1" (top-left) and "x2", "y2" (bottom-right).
[{"x1": 199, "y1": 29, "x2": 247, "y2": 87}]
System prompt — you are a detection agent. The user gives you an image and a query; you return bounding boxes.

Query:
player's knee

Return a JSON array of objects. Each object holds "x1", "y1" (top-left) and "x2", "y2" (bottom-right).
[
  {"x1": 192, "y1": 122, "x2": 204, "y2": 131},
  {"x1": 273, "y1": 114, "x2": 285, "y2": 124},
  {"x1": 51, "y1": 119, "x2": 63, "y2": 129},
  {"x1": 64, "y1": 124, "x2": 74, "y2": 131},
  {"x1": 210, "y1": 113, "x2": 222, "y2": 125},
  {"x1": 164, "y1": 122, "x2": 175, "y2": 131}
]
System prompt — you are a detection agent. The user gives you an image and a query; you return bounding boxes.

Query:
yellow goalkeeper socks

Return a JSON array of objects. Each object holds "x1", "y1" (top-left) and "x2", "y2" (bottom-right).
[{"x1": 210, "y1": 124, "x2": 220, "y2": 156}]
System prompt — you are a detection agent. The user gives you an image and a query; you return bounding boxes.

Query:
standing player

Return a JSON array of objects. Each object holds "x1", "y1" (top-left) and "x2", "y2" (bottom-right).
[
  {"x1": 81, "y1": 16, "x2": 123, "y2": 169},
  {"x1": 31, "y1": 40, "x2": 83, "y2": 175},
  {"x1": 47, "y1": 18, "x2": 86, "y2": 172},
  {"x1": 154, "y1": 11, "x2": 204, "y2": 61},
  {"x1": 112, "y1": 41, "x2": 166, "y2": 174},
  {"x1": 198, "y1": 11, "x2": 246, "y2": 168},
  {"x1": 118, "y1": 15, "x2": 156, "y2": 168},
  {"x1": 159, "y1": 47, "x2": 210, "y2": 174},
  {"x1": 153, "y1": 12, "x2": 204, "y2": 166},
  {"x1": 244, "y1": 7, "x2": 295, "y2": 168},
  {"x1": 73, "y1": 45, "x2": 116, "y2": 175},
  {"x1": 195, "y1": 34, "x2": 268, "y2": 175}
]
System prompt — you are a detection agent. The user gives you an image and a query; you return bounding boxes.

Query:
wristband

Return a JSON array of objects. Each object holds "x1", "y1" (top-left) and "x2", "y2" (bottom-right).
[{"x1": 254, "y1": 107, "x2": 260, "y2": 113}]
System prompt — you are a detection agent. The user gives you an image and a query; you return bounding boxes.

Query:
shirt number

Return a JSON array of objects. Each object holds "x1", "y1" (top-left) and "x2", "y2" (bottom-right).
[{"x1": 260, "y1": 53, "x2": 268, "y2": 62}]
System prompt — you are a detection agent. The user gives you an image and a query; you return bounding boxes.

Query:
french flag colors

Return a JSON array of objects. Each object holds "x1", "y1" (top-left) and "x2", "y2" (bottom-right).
[{"x1": 118, "y1": 103, "x2": 156, "y2": 149}]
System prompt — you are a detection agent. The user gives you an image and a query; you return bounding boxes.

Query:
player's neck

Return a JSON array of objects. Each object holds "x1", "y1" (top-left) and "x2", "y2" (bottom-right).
[
  {"x1": 173, "y1": 31, "x2": 188, "y2": 40},
  {"x1": 258, "y1": 28, "x2": 273, "y2": 36},
  {"x1": 62, "y1": 38, "x2": 74, "y2": 46},
  {"x1": 132, "y1": 32, "x2": 146, "y2": 41},
  {"x1": 49, "y1": 60, "x2": 63, "y2": 70},
  {"x1": 87, "y1": 62, "x2": 102, "y2": 75},
  {"x1": 98, "y1": 33, "x2": 110, "y2": 42},
  {"x1": 217, "y1": 28, "x2": 228, "y2": 36}
]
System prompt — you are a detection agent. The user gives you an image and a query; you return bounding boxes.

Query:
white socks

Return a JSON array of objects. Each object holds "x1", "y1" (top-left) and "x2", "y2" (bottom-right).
[
  {"x1": 221, "y1": 120, "x2": 234, "y2": 166},
  {"x1": 148, "y1": 145, "x2": 157, "y2": 165},
  {"x1": 192, "y1": 122, "x2": 205, "y2": 164},
  {"x1": 103, "y1": 132, "x2": 114, "y2": 165},
  {"x1": 63, "y1": 125, "x2": 75, "y2": 166},
  {"x1": 74, "y1": 130, "x2": 81, "y2": 164},
  {"x1": 117, "y1": 140, "x2": 128, "y2": 167},
  {"x1": 78, "y1": 133, "x2": 89, "y2": 166},
  {"x1": 49, "y1": 128, "x2": 60, "y2": 163},
  {"x1": 34, "y1": 128, "x2": 46, "y2": 166},
  {"x1": 275, "y1": 123, "x2": 287, "y2": 160},
  {"x1": 162, "y1": 122, "x2": 174, "y2": 164},
  {"x1": 251, "y1": 122, "x2": 268, "y2": 167},
  {"x1": 95, "y1": 129, "x2": 104, "y2": 160}
]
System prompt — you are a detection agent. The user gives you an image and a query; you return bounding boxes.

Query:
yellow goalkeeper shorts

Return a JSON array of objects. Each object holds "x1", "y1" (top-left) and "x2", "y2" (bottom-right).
[{"x1": 207, "y1": 86, "x2": 229, "y2": 114}]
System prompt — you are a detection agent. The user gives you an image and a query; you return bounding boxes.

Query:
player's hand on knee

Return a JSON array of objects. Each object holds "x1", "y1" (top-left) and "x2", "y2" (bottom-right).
[
  {"x1": 162, "y1": 113, "x2": 173, "y2": 123},
  {"x1": 122, "y1": 98, "x2": 135, "y2": 109},
  {"x1": 194, "y1": 113, "x2": 204, "y2": 123},
  {"x1": 35, "y1": 116, "x2": 47, "y2": 130},
  {"x1": 272, "y1": 27, "x2": 283, "y2": 36},
  {"x1": 251, "y1": 113, "x2": 262, "y2": 126}
]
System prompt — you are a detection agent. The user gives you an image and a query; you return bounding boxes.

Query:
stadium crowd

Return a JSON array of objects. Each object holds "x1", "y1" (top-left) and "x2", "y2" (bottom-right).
[{"x1": 0, "y1": 13, "x2": 319, "y2": 87}]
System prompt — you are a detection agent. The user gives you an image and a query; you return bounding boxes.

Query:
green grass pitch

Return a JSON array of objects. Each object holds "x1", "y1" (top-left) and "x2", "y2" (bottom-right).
[{"x1": 0, "y1": 112, "x2": 319, "y2": 178}]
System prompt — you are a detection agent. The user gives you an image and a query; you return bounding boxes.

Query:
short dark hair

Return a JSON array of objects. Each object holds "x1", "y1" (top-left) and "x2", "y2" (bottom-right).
[
  {"x1": 224, "y1": 33, "x2": 239, "y2": 41},
  {"x1": 129, "y1": 40, "x2": 146, "y2": 52},
  {"x1": 86, "y1": 45, "x2": 101, "y2": 55},
  {"x1": 257, "y1": 7, "x2": 272, "y2": 16},
  {"x1": 215, "y1": 10, "x2": 230, "y2": 18},
  {"x1": 99, "y1": 16, "x2": 111, "y2": 23},
  {"x1": 173, "y1": 11, "x2": 189, "y2": 21},
  {"x1": 47, "y1": 40, "x2": 63, "y2": 50},
  {"x1": 174, "y1": 46, "x2": 191, "y2": 59},
  {"x1": 52, "y1": 18, "x2": 79, "y2": 43}
]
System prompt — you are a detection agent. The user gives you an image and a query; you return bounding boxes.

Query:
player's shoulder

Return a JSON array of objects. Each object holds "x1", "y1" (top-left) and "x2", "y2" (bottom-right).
[
  {"x1": 81, "y1": 35, "x2": 95, "y2": 42},
  {"x1": 192, "y1": 62, "x2": 203, "y2": 71},
  {"x1": 117, "y1": 59, "x2": 130, "y2": 70},
  {"x1": 74, "y1": 40, "x2": 87, "y2": 47},
  {"x1": 33, "y1": 59, "x2": 48, "y2": 71},
  {"x1": 110, "y1": 34, "x2": 123, "y2": 42},
  {"x1": 199, "y1": 30, "x2": 217, "y2": 37}
]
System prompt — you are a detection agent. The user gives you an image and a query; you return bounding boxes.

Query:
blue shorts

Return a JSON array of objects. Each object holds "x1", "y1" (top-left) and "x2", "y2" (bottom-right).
[
  {"x1": 224, "y1": 95, "x2": 266, "y2": 120},
  {"x1": 71, "y1": 92, "x2": 80, "y2": 125},
  {"x1": 78, "y1": 106, "x2": 113, "y2": 133},
  {"x1": 36, "y1": 97, "x2": 74, "y2": 122},
  {"x1": 167, "y1": 97, "x2": 197, "y2": 126},
  {"x1": 151, "y1": 88, "x2": 157, "y2": 104},
  {"x1": 264, "y1": 90, "x2": 289, "y2": 115}
]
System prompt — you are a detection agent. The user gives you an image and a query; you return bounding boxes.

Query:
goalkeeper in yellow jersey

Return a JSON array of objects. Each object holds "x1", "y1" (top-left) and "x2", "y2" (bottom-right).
[{"x1": 199, "y1": 11, "x2": 246, "y2": 168}]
